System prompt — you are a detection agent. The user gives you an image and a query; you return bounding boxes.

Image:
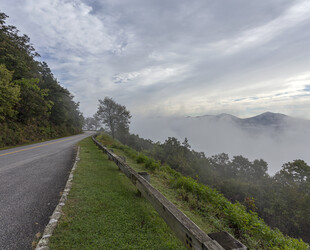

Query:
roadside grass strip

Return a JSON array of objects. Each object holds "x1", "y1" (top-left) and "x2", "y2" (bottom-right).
[{"x1": 49, "y1": 137, "x2": 186, "y2": 249}]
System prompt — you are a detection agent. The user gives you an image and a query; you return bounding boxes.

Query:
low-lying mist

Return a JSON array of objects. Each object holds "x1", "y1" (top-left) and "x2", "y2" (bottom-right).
[{"x1": 131, "y1": 113, "x2": 310, "y2": 175}]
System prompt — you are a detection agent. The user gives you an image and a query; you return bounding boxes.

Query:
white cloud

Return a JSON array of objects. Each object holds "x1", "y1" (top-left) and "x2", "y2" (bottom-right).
[
  {"x1": 113, "y1": 65, "x2": 189, "y2": 86},
  {"x1": 0, "y1": 0, "x2": 310, "y2": 120},
  {"x1": 211, "y1": 0, "x2": 310, "y2": 55},
  {"x1": 130, "y1": 70, "x2": 310, "y2": 118},
  {"x1": 21, "y1": 0, "x2": 117, "y2": 54}
]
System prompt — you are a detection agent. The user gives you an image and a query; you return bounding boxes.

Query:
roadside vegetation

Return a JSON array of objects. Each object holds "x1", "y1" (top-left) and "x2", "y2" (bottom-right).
[
  {"x1": 87, "y1": 97, "x2": 310, "y2": 244},
  {"x1": 96, "y1": 133, "x2": 308, "y2": 249},
  {"x1": 0, "y1": 12, "x2": 83, "y2": 148},
  {"x1": 49, "y1": 137, "x2": 186, "y2": 249},
  {"x1": 120, "y1": 133, "x2": 310, "y2": 244}
]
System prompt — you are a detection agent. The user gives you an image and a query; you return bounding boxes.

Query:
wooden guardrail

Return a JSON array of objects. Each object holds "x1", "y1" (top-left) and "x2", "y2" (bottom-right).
[{"x1": 92, "y1": 135, "x2": 246, "y2": 250}]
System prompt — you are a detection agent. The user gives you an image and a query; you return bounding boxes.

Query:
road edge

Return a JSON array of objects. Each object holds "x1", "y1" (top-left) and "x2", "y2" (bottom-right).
[{"x1": 35, "y1": 146, "x2": 80, "y2": 250}]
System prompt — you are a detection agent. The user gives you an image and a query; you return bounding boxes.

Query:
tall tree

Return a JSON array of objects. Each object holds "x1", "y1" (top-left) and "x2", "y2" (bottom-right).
[
  {"x1": 84, "y1": 115, "x2": 101, "y2": 130},
  {"x1": 0, "y1": 64, "x2": 20, "y2": 121},
  {"x1": 96, "y1": 97, "x2": 131, "y2": 139},
  {"x1": 15, "y1": 78, "x2": 52, "y2": 124},
  {"x1": 275, "y1": 160, "x2": 310, "y2": 186},
  {"x1": 0, "y1": 11, "x2": 83, "y2": 146},
  {"x1": 0, "y1": 12, "x2": 39, "y2": 80}
]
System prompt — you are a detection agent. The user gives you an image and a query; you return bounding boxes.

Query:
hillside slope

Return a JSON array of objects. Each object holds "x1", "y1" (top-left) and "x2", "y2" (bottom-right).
[{"x1": 94, "y1": 133, "x2": 308, "y2": 249}]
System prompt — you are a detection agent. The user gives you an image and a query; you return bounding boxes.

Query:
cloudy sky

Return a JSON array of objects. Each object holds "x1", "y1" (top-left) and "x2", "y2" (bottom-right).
[{"x1": 1, "y1": 0, "x2": 310, "y2": 119}]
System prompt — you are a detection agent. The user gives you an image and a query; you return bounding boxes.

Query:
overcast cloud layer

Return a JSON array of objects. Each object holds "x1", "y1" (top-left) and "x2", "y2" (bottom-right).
[{"x1": 1, "y1": 0, "x2": 310, "y2": 119}]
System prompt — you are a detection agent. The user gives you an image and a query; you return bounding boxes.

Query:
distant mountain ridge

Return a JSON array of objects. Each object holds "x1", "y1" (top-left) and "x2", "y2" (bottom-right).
[
  {"x1": 194, "y1": 112, "x2": 308, "y2": 130},
  {"x1": 241, "y1": 112, "x2": 289, "y2": 127},
  {"x1": 131, "y1": 111, "x2": 310, "y2": 174}
]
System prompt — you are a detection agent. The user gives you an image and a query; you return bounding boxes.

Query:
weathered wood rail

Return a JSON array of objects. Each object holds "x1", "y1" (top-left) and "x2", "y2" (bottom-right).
[{"x1": 92, "y1": 135, "x2": 246, "y2": 250}]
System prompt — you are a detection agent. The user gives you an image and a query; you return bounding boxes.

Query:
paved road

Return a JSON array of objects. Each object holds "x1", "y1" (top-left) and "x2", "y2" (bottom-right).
[{"x1": 0, "y1": 132, "x2": 92, "y2": 250}]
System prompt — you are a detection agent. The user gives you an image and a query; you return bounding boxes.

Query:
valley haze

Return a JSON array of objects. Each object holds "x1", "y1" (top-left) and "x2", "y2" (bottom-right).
[{"x1": 131, "y1": 112, "x2": 310, "y2": 175}]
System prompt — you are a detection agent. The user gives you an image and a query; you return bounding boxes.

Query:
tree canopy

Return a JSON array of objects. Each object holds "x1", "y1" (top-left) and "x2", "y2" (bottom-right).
[
  {"x1": 0, "y1": 11, "x2": 83, "y2": 146},
  {"x1": 0, "y1": 64, "x2": 20, "y2": 121},
  {"x1": 96, "y1": 97, "x2": 131, "y2": 139},
  {"x1": 83, "y1": 115, "x2": 100, "y2": 131}
]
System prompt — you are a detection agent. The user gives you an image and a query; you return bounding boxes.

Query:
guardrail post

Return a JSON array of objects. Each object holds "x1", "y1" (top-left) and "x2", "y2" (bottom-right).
[
  {"x1": 208, "y1": 232, "x2": 246, "y2": 250},
  {"x1": 137, "y1": 172, "x2": 150, "y2": 197},
  {"x1": 120, "y1": 156, "x2": 126, "y2": 162},
  {"x1": 138, "y1": 172, "x2": 150, "y2": 182}
]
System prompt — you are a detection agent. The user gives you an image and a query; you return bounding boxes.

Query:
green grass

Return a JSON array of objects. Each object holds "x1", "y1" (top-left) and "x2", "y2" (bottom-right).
[
  {"x1": 108, "y1": 145, "x2": 223, "y2": 234},
  {"x1": 49, "y1": 137, "x2": 186, "y2": 249},
  {"x1": 96, "y1": 134, "x2": 232, "y2": 235},
  {"x1": 97, "y1": 133, "x2": 309, "y2": 250}
]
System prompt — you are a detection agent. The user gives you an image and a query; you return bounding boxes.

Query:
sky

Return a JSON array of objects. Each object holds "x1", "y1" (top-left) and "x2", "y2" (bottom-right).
[{"x1": 1, "y1": 0, "x2": 310, "y2": 119}]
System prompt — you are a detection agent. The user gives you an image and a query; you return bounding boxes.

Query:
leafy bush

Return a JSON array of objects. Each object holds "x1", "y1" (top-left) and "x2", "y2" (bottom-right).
[
  {"x1": 136, "y1": 154, "x2": 148, "y2": 164},
  {"x1": 144, "y1": 158, "x2": 160, "y2": 171}
]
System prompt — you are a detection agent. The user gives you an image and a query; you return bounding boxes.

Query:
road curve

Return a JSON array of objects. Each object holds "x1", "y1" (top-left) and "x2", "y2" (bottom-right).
[{"x1": 0, "y1": 132, "x2": 92, "y2": 250}]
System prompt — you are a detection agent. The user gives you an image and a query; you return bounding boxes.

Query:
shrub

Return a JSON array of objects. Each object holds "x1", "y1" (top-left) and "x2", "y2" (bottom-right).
[{"x1": 136, "y1": 154, "x2": 148, "y2": 164}]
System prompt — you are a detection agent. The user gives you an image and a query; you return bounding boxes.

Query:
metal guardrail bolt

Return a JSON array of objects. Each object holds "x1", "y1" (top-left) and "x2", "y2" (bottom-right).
[{"x1": 186, "y1": 233, "x2": 193, "y2": 249}]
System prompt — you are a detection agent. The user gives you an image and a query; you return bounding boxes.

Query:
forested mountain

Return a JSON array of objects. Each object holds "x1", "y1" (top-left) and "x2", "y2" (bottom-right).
[
  {"x1": 240, "y1": 112, "x2": 288, "y2": 127},
  {"x1": 197, "y1": 112, "x2": 309, "y2": 131},
  {"x1": 0, "y1": 12, "x2": 83, "y2": 147}
]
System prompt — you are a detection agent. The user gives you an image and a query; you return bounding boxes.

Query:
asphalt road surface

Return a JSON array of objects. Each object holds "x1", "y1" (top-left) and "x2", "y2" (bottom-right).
[{"x1": 0, "y1": 132, "x2": 92, "y2": 250}]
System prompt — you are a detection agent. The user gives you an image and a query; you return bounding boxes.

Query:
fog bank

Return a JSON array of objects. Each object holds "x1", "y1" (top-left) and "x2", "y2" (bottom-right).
[{"x1": 130, "y1": 114, "x2": 310, "y2": 175}]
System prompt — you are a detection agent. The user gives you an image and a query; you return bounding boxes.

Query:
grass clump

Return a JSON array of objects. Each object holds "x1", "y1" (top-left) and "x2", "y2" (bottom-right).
[{"x1": 49, "y1": 137, "x2": 186, "y2": 249}]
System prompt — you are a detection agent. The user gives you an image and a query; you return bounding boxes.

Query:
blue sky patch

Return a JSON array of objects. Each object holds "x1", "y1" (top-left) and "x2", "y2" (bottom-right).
[{"x1": 304, "y1": 85, "x2": 310, "y2": 92}]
